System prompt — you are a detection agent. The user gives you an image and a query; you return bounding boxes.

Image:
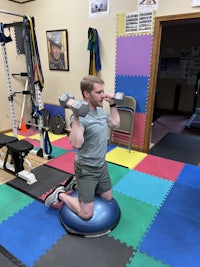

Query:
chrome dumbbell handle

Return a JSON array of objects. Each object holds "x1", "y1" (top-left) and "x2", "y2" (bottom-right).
[{"x1": 59, "y1": 93, "x2": 89, "y2": 117}]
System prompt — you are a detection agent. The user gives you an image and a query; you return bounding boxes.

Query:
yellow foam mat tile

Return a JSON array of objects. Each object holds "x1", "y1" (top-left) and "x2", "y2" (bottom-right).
[
  {"x1": 117, "y1": 13, "x2": 126, "y2": 36},
  {"x1": 45, "y1": 132, "x2": 67, "y2": 142},
  {"x1": 106, "y1": 147, "x2": 147, "y2": 169},
  {"x1": 28, "y1": 134, "x2": 40, "y2": 141},
  {"x1": 4, "y1": 132, "x2": 14, "y2": 137},
  {"x1": 17, "y1": 135, "x2": 26, "y2": 140}
]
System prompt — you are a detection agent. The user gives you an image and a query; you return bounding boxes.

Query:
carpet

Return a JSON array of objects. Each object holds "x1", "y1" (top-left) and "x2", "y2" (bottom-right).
[{"x1": 148, "y1": 132, "x2": 200, "y2": 165}]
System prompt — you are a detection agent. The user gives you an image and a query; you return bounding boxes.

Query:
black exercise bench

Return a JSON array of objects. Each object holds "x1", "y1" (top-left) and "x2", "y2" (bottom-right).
[{"x1": 0, "y1": 133, "x2": 37, "y2": 184}]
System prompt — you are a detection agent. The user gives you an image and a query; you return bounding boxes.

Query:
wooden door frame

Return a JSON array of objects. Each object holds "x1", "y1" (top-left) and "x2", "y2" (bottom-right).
[{"x1": 143, "y1": 12, "x2": 200, "y2": 152}]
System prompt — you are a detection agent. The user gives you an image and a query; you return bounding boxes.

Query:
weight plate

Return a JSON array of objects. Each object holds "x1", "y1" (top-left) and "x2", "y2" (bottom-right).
[{"x1": 49, "y1": 115, "x2": 65, "y2": 134}]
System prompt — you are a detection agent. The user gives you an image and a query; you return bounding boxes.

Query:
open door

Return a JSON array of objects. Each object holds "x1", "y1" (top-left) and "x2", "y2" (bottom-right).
[{"x1": 144, "y1": 12, "x2": 200, "y2": 150}]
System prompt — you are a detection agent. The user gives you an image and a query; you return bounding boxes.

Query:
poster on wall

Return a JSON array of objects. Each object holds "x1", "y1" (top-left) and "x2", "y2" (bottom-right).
[
  {"x1": 192, "y1": 0, "x2": 200, "y2": 7},
  {"x1": 46, "y1": 30, "x2": 69, "y2": 71},
  {"x1": 126, "y1": 11, "x2": 153, "y2": 34},
  {"x1": 89, "y1": 0, "x2": 110, "y2": 18},
  {"x1": 138, "y1": 0, "x2": 158, "y2": 11}
]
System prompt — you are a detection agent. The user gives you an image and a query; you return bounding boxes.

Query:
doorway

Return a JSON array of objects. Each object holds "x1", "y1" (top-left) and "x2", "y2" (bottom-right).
[{"x1": 147, "y1": 13, "x2": 200, "y2": 146}]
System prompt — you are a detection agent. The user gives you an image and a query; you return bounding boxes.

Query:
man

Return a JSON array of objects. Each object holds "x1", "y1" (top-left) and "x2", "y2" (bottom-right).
[{"x1": 45, "y1": 75, "x2": 120, "y2": 220}]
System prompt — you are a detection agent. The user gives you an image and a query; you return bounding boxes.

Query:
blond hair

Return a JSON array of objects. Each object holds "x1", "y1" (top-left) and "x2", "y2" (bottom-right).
[{"x1": 80, "y1": 75, "x2": 104, "y2": 96}]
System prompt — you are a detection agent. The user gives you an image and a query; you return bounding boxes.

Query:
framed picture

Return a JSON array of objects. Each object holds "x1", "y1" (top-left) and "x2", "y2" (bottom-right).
[
  {"x1": 89, "y1": 0, "x2": 110, "y2": 18},
  {"x1": 46, "y1": 30, "x2": 69, "y2": 71}
]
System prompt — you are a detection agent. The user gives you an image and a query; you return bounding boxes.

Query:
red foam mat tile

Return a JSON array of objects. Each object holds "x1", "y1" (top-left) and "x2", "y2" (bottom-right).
[
  {"x1": 45, "y1": 151, "x2": 75, "y2": 175},
  {"x1": 134, "y1": 154, "x2": 184, "y2": 181}
]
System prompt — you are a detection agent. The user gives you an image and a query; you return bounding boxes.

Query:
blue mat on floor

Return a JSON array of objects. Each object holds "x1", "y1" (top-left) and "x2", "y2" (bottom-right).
[
  {"x1": 0, "y1": 201, "x2": 65, "y2": 267},
  {"x1": 176, "y1": 163, "x2": 200, "y2": 189},
  {"x1": 113, "y1": 170, "x2": 173, "y2": 207},
  {"x1": 139, "y1": 182, "x2": 200, "y2": 267},
  {"x1": 0, "y1": 185, "x2": 134, "y2": 267}
]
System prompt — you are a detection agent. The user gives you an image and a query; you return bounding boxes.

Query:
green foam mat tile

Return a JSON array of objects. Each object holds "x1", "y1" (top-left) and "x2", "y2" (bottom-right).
[
  {"x1": 127, "y1": 251, "x2": 170, "y2": 267},
  {"x1": 108, "y1": 162, "x2": 131, "y2": 187},
  {"x1": 109, "y1": 191, "x2": 158, "y2": 248},
  {"x1": 0, "y1": 184, "x2": 34, "y2": 223},
  {"x1": 34, "y1": 145, "x2": 68, "y2": 158}
]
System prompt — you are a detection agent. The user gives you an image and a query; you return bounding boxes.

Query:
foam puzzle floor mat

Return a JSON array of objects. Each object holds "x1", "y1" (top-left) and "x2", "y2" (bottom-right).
[
  {"x1": 1, "y1": 131, "x2": 200, "y2": 267},
  {"x1": 7, "y1": 165, "x2": 73, "y2": 202},
  {"x1": 106, "y1": 147, "x2": 147, "y2": 168},
  {"x1": 0, "y1": 185, "x2": 134, "y2": 267},
  {"x1": 139, "y1": 182, "x2": 200, "y2": 267},
  {"x1": 2, "y1": 160, "x2": 199, "y2": 267},
  {"x1": 148, "y1": 132, "x2": 200, "y2": 165},
  {"x1": 33, "y1": 234, "x2": 134, "y2": 267},
  {"x1": 45, "y1": 151, "x2": 76, "y2": 174},
  {"x1": 0, "y1": 245, "x2": 25, "y2": 267}
]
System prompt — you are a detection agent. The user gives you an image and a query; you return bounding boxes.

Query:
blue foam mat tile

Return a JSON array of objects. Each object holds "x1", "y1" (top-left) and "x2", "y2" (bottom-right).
[
  {"x1": 113, "y1": 170, "x2": 173, "y2": 207},
  {"x1": 115, "y1": 75, "x2": 148, "y2": 113},
  {"x1": 0, "y1": 201, "x2": 65, "y2": 267},
  {"x1": 139, "y1": 183, "x2": 200, "y2": 267},
  {"x1": 107, "y1": 143, "x2": 117, "y2": 152},
  {"x1": 176, "y1": 163, "x2": 200, "y2": 189}
]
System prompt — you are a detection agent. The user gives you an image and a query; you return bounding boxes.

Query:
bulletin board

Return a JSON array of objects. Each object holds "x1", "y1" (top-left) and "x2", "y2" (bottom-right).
[{"x1": 114, "y1": 11, "x2": 155, "y2": 150}]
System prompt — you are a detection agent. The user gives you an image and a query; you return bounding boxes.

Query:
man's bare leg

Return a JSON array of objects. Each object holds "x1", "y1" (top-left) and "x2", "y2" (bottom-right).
[
  {"x1": 45, "y1": 186, "x2": 112, "y2": 220},
  {"x1": 59, "y1": 193, "x2": 94, "y2": 220}
]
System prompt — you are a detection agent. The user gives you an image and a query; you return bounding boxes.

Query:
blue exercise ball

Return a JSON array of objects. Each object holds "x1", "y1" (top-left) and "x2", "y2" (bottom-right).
[{"x1": 59, "y1": 191, "x2": 120, "y2": 237}]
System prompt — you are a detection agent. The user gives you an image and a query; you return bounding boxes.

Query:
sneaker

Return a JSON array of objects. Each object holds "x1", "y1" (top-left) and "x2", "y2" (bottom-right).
[
  {"x1": 66, "y1": 178, "x2": 77, "y2": 191},
  {"x1": 44, "y1": 186, "x2": 65, "y2": 208},
  {"x1": 63, "y1": 177, "x2": 77, "y2": 191}
]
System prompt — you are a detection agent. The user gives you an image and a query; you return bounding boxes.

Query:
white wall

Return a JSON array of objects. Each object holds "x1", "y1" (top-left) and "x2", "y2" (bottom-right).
[{"x1": 1, "y1": 0, "x2": 200, "y2": 132}]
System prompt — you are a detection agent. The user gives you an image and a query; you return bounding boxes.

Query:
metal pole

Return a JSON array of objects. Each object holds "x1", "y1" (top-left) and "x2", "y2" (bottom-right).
[
  {"x1": 18, "y1": 78, "x2": 29, "y2": 130},
  {"x1": 0, "y1": 9, "x2": 24, "y2": 18},
  {"x1": 1, "y1": 42, "x2": 18, "y2": 137}
]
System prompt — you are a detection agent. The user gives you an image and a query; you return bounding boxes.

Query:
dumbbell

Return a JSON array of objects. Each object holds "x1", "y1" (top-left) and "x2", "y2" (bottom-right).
[
  {"x1": 113, "y1": 92, "x2": 124, "y2": 105},
  {"x1": 59, "y1": 93, "x2": 89, "y2": 117}
]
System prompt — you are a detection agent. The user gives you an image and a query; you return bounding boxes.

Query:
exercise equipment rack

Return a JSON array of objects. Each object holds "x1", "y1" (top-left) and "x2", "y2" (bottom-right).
[{"x1": 0, "y1": 9, "x2": 51, "y2": 159}]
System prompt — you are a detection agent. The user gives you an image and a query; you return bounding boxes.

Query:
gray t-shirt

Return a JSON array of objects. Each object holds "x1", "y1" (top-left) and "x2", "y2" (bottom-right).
[{"x1": 70, "y1": 107, "x2": 109, "y2": 167}]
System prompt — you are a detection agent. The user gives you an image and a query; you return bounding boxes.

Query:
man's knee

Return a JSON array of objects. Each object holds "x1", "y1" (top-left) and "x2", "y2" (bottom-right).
[
  {"x1": 79, "y1": 202, "x2": 94, "y2": 220},
  {"x1": 80, "y1": 210, "x2": 93, "y2": 221},
  {"x1": 100, "y1": 189, "x2": 112, "y2": 201}
]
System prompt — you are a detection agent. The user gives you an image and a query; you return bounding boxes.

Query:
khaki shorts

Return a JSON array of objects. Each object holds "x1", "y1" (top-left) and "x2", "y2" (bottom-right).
[{"x1": 74, "y1": 161, "x2": 112, "y2": 203}]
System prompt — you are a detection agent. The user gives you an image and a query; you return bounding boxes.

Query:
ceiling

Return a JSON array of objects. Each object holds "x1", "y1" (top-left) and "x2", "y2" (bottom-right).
[{"x1": 7, "y1": 0, "x2": 36, "y2": 3}]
